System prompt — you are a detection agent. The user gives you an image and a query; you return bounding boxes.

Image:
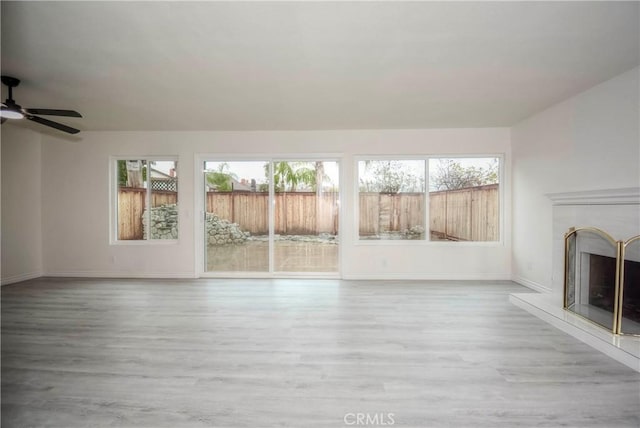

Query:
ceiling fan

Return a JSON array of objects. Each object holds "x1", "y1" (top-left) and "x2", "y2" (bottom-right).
[{"x1": 1, "y1": 76, "x2": 82, "y2": 134}]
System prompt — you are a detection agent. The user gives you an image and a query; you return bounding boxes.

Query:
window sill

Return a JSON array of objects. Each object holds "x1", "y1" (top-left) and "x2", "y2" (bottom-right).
[{"x1": 110, "y1": 239, "x2": 180, "y2": 246}]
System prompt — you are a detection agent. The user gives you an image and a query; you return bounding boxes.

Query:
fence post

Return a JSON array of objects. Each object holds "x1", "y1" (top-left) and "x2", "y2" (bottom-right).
[
  {"x1": 469, "y1": 188, "x2": 473, "y2": 241},
  {"x1": 444, "y1": 191, "x2": 448, "y2": 240}
]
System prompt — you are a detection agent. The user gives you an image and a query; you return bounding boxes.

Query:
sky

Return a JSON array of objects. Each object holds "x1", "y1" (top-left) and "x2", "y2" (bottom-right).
[{"x1": 150, "y1": 161, "x2": 176, "y2": 175}]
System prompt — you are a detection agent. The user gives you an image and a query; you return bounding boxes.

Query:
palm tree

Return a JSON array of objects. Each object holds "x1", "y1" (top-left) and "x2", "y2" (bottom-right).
[
  {"x1": 206, "y1": 163, "x2": 238, "y2": 192},
  {"x1": 270, "y1": 161, "x2": 317, "y2": 192},
  {"x1": 294, "y1": 164, "x2": 316, "y2": 191},
  {"x1": 315, "y1": 161, "x2": 325, "y2": 196},
  {"x1": 272, "y1": 161, "x2": 295, "y2": 192}
]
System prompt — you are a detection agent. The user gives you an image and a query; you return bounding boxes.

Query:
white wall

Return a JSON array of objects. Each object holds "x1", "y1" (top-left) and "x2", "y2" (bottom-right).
[
  {"x1": 12, "y1": 65, "x2": 639, "y2": 285},
  {"x1": 511, "y1": 67, "x2": 640, "y2": 292},
  {"x1": 39, "y1": 128, "x2": 511, "y2": 279},
  {"x1": 1, "y1": 126, "x2": 43, "y2": 284}
]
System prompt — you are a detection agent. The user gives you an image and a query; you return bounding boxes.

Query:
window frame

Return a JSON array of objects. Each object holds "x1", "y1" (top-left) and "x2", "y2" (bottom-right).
[
  {"x1": 354, "y1": 154, "x2": 504, "y2": 246},
  {"x1": 110, "y1": 156, "x2": 180, "y2": 245}
]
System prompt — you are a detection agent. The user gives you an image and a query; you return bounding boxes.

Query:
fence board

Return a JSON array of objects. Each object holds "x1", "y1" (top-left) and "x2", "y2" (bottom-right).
[
  {"x1": 360, "y1": 193, "x2": 424, "y2": 236},
  {"x1": 398, "y1": 193, "x2": 425, "y2": 232},
  {"x1": 152, "y1": 190, "x2": 178, "y2": 208},
  {"x1": 429, "y1": 192, "x2": 446, "y2": 237},
  {"x1": 359, "y1": 193, "x2": 380, "y2": 235},
  {"x1": 234, "y1": 193, "x2": 269, "y2": 234},
  {"x1": 317, "y1": 193, "x2": 339, "y2": 234},
  {"x1": 471, "y1": 185, "x2": 499, "y2": 241},
  {"x1": 117, "y1": 187, "x2": 145, "y2": 240},
  {"x1": 207, "y1": 193, "x2": 233, "y2": 221},
  {"x1": 429, "y1": 184, "x2": 499, "y2": 241}
]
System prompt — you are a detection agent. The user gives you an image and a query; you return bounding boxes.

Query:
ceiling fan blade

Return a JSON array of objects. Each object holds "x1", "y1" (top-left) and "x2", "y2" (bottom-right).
[
  {"x1": 27, "y1": 115, "x2": 80, "y2": 134},
  {"x1": 24, "y1": 108, "x2": 82, "y2": 118}
]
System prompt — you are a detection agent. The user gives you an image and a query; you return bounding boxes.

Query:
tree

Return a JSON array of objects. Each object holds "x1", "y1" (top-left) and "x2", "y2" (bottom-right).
[
  {"x1": 206, "y1": 162, "x2": 238, "y2": 192},
  {"x1": 118, "y1": 160, "x2": 147, "y2": 188},
  {"x1": 430, "y1": 159, "x2": 498, "y2": 191},
  {"x1": 268, "y1": 161, "x2": 317, "y2": 192},
  {"x1": 118, "y1": 160, "x2": 128, "y2": 186},
  {"x1": 315, "y1": 161, "x2": 325, "y2": 197},
  {"x1": 359, "y1": 160, "x2": 423, "y2": 193}
]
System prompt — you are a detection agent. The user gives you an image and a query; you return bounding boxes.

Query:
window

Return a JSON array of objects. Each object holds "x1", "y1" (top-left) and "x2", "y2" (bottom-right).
[
  {"x1": 358, "y1": 160, "x2": 426, "y2": 240},
  {"x1": 358, "y1": 157, "x2": 500, "y2": 242},
  {"x1": 428, "y1": 158, "x2": 499, "y2": 242},
  {"x1": 115, "y1": 159, "x2": 178, "y2": 241}
]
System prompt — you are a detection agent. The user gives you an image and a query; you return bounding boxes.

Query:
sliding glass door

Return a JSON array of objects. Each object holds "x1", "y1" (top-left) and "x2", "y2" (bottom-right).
[
  {"x1": 273, "y1": 160, "x2": 339, "y2": 273},
  {"x1": 203, "y1": 159, "x2": 339, "y2": 275},
  {"x1": 204, "y1": 161, "x2": 269, "y2": 272}
]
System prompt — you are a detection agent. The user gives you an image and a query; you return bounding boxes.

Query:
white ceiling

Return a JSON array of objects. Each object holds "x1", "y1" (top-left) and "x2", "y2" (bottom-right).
[{"x1": 1, "y1": 1, "x2": 638, "y2": 132}]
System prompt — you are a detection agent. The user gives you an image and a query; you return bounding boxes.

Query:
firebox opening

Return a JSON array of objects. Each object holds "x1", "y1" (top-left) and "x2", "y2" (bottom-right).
[
  {"x1": 622, "y1": 258, "x2": 640, "y2": 327},
  {"x1": 585, "y1": 253, "x2": 640, "y2": 332},
  {"x1": 588, "y1": 254, "x2": 616, "y2": 313}
]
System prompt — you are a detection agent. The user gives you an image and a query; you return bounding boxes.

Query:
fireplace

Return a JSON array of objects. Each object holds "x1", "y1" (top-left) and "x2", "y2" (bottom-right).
[{"x1": 565, "y1": 228, "x2": 640, "y2": 335}]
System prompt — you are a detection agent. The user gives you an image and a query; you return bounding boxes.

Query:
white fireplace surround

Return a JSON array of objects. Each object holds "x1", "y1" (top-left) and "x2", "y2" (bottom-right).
[{"x1": 510, "y1": 187, "x2": 640, "y2": 372}]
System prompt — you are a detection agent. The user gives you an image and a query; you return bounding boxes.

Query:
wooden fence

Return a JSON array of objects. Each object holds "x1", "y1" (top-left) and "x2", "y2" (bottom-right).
[
  {"x1": 359, "y1": 193, "x2": 424, "y2": 235},
  {"x1": 206, "y1": 192, "x2": 338, "y2": 235},
  {"x1": 117, "y1": 187, "x2": 178, "y2": 240},
  {"x1": 359, "y1": 184, "x2": 499, "y2": 240},
  {"x1": 117, "y1": 184, "x2": 498, "y2": 241},
  {"x1": 429, "y1": 184, "x2": 499, "y2": 241}
]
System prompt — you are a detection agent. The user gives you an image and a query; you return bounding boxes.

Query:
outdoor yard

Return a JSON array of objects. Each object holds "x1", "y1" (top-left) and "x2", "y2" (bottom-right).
[{"x1": 207, "y1": 237, "x2": 338, "y2": 272}]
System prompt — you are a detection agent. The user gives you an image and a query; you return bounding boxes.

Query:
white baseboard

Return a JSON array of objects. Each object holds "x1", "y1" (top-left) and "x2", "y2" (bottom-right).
[
  {"x1": 1, "y1": 271, "x2": 43, "y2": 286},
  {"x1": 511, "y1": 275, "x2": 551, "y2": 293},
  {"x1": 45, "y1": 271, "x2": 198, "y2": 279},
  {"x1": 342, "y1": 273, "x2": 512, "y2": 281}
]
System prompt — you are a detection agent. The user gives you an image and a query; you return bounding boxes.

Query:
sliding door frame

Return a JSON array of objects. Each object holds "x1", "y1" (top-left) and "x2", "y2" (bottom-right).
[{"x1": 195, "y1": 153, "x2": 343, "y2": 279}]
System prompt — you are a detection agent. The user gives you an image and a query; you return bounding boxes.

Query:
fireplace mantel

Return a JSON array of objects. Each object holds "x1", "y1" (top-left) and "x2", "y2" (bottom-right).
[{"x1": 547, "y1": 187, "x2": 640, "y2": 206}]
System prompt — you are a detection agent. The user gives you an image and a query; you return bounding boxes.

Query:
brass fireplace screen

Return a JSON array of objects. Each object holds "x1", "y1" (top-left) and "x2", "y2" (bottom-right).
[{"x1": 564, "y1": 227, "x2": 640, "y2": 336}]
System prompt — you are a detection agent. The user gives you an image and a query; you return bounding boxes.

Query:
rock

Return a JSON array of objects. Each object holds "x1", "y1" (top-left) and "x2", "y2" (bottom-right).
[
  {"x1": 205, "y1": 213, "x2": 249, "y2": 246},
  {"x1": 142, "y1": 204, "x2": 179, "y2": 240},
  {"x1": 402, "y1": 225, "x2": 425, "y2": 239}
]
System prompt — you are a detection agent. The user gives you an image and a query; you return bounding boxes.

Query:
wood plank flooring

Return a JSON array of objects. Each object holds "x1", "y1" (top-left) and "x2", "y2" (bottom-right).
[{"x1": 2, "y1": 278, "x2": 639, "y2": 427}]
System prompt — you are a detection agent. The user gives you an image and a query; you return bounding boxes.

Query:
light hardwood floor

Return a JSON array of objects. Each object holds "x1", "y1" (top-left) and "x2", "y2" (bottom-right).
[{"x1": 2, "y1": 278, "x2": 639, "y2": 427}]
